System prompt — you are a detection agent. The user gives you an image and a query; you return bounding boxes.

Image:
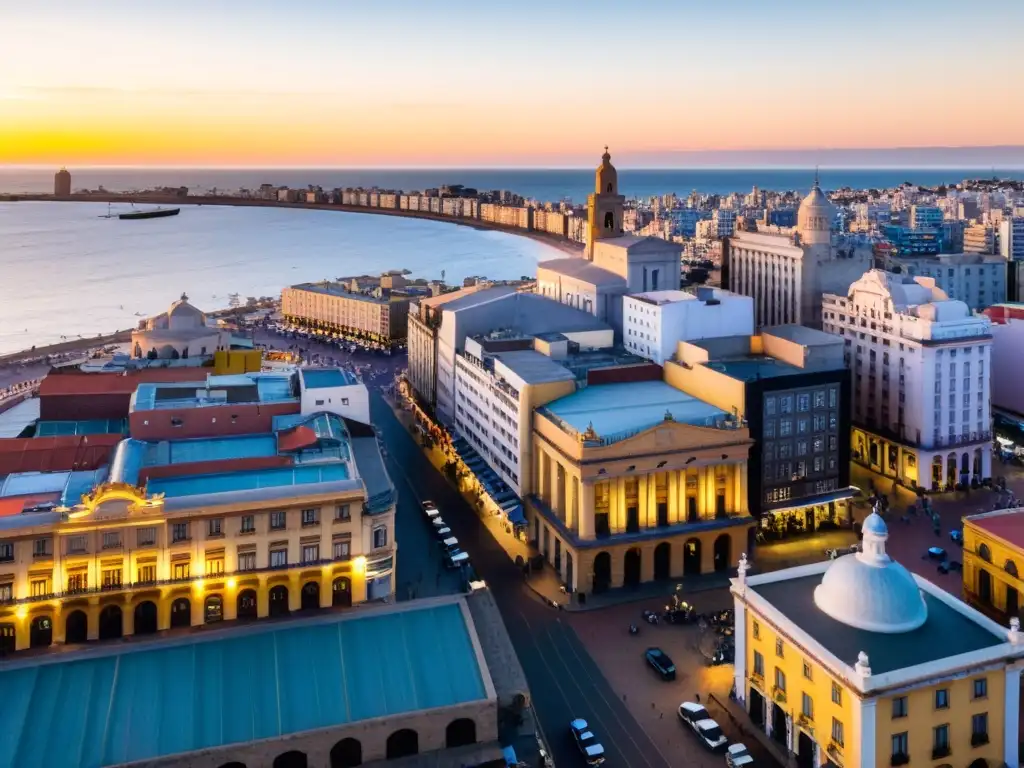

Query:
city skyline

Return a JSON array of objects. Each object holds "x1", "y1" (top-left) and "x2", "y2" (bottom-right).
[{"x1": 2, "y1": 0, "x2": 1024, "y2": 167}]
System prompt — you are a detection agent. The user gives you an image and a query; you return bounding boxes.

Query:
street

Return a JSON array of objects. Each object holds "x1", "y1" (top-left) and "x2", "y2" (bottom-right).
[{"x1": 371, "y1": 393, "x2": 673, "y2": 768}]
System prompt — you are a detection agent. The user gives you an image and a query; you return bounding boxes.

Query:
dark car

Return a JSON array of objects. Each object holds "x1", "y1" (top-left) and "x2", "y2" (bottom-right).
[{"x1": 645, "y1": 647, "x2": 676, "y2": 680}]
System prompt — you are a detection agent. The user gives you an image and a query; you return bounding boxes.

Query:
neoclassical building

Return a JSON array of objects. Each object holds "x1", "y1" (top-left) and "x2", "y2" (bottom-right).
[
  {"x1": 733, "y1": 511, "x2": 1023, "y2": 768},
  {"x1": 727, "y1": 180, "x2": 872, "y2": 328},
  {"x1": 132, "y1": 293, "x2": 230, "y2": 360},
  {"x1": 0, "y1": 412, "x2": 395, "y2": 654},
  {"x1": 526, "y1": 376, "x2": 754, "y2": 596}
]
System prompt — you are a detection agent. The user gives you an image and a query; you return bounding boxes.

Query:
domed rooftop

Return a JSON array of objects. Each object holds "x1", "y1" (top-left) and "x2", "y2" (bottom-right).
[
  {"x1": 595, "y1": 146, "x2": 618, "y2": 195},
  {"x1": 166, "y1": 292, "x2": 206, "y2": 330},
  {"x1": 798, "y1": 181, "x2": 830, "y2": 213},
  {"x1": 813, "y1": 510, "x2": 928, "y2": 633}
]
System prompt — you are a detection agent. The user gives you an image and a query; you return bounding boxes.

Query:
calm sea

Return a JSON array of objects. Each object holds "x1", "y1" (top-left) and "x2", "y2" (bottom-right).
[
  {"x1": 3, "y1": 168, "x2": 1023, "y2": 201},
  {"x1": 0, "y1": 202, "x2": 557, "y2": 356}
]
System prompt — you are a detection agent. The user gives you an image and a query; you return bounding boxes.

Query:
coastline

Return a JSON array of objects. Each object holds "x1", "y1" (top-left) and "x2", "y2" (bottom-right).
[
  {"x1": 0, "y1": 330, "x2": 133, "y2": 365},
  {"x1": 0, "y1": 193, "x2": 584, "y2": 256}
]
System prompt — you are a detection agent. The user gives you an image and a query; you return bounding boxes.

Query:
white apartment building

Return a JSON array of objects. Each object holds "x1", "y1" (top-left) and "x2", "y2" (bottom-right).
[
  {"x1": 622, "y1": 287, "x2": 754, "y2": 365},
  {"x1": 822, "y1": 269, "x2": 992, "y2": 491},
  {"x1": 728, "y1": 181, "x2": 872, "y2": 328},
  {"x1": 897, "y1": 253, "x2": 1007, "y2": 312},
  {"x1": 454, "y1": 335, "x2": 577, "y2": 497},
  {"x1": 1000, "y1": 217, "x2": 1024, "y2": 261}
]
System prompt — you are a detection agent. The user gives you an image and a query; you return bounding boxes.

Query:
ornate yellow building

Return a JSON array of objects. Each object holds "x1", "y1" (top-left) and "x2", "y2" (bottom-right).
[
  {"x1": 0, "y1": 414, "x2": 395, "y2": 654},
  {"x1": 526, "y1": 376, "x2": 754, "y2": 597},
  {"x1": 733, "y1": 511, "x2": 1022, "y2": 768},
  {"x1": 963, "y1": 507, "x2": 1024, "y2": 622}
]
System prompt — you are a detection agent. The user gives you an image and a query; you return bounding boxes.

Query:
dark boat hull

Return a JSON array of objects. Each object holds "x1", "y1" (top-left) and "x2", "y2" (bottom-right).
[{"x1": 119, "y1": 207, "x2": 180, "y2": 220}]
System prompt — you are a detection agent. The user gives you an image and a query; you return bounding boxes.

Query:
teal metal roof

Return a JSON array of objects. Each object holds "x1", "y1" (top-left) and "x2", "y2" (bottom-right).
[
  {"x1": 541, "y1": 380, "x2": 729, "y2": 443},
  {"x1": 35, "y1": 419, "x2": 127, "y2": 437},
  {"x1": 0, "y1": 603, "x2": 487, "y2": 768},
  {"x1": 144, "y1": 435, "x2": 278, "y2": 465},
  {"x1": 301, "y1": 368, "x2": 357, "y2": 389},
  {"x1": 146, "y1": 463, "x2": 349, "y2": 497}
]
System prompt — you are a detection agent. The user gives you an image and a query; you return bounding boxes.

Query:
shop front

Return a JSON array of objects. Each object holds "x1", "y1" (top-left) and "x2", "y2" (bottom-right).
[{"x1": 758, "y1": 487, "x2": 857, "y2": 541}]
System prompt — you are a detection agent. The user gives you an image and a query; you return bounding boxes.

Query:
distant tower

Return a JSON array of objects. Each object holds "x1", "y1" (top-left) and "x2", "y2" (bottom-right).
[
  {"x1": 586, "y1": 147, "x2": 625, "y2": 259},
  {"x1": 796, "y1": 177, "x2": 834, "y2": 247},
  {"x1": 54, "y1": 168, "x2": 71, "y2": 197}
]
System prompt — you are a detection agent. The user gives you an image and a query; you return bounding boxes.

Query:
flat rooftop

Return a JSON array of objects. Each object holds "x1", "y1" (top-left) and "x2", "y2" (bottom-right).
[
  {"x1": 495, "y1": 350, "x2": 576, "y2": 386},
  {"x1": 541, "y1": 380, "x2": 729, "y2": 441},
  {"x1": 751, "y1": 574, "x2": 1002, "y2": 675},
  {"x1": 708, "y1": 356, "x2": 805, "y2": 381},
  {"x1": 0, "y1": 600, "x2": 489, "y2": 768},
  {"x1": 300, "y1": 368, "x2": 357, "y2": 389},
  {"x1": 146, "y1": 463, "x2": 349, "y2": 498},
  {"x1": 762, "y1": 324, "x2": 841, "y2": 347},
  {"x1": 627, "y1": 289, "x2": 694, "y2": 304},
  {"x1": 131, "y1": 373, "x2": 295, "y2": 412},
  {"x1": 290, "y1": 281, "x2": 408, "y2": 304}
]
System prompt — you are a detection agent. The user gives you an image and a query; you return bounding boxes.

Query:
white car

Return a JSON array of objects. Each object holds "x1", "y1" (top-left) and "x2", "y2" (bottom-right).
[
  {"x1": 569, "y1": 718, "x2": 606, "y2": 766},
  {"x1": 678, "y1": 702, "x2": 728, "y2": 751},
  {"x1": 726, "y1": 743, "x2": 754, "y2": 767}
]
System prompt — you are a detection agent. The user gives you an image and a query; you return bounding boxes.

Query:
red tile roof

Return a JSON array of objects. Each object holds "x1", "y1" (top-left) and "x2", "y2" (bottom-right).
[
  {"x1": 970, "y1": 511, "x2": 1024, "y2": 551},
  {"x1": 39, "y1": 369, "x2": 207, "y2": 397},
  {"x1": 277, "y1": 425, "x2": 319, "y2": 452},
  {"x1": 0, "y1": 494, "x2": 61, "y2": 518},
  {"x1": 0, "y1": 435, "x2": 121, "y2": 473}
]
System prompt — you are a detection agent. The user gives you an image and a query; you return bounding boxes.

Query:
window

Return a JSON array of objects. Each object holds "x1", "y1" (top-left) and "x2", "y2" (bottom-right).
[
  {"x1": 102, "y1": 531, "x2": 121, "y2": 549},
  {"x1": 301, "y1": 507, "x2": 319, "y2": 526},
  {"x1": 237, "y1": 551, "x2": 256, "y2": 571},
  {"x1": 765, "y1": 396, "x2": 777, "y2": 416},
  {"x1": 972, "y1": 713, "x2": 989, "y2": 744},
  {"x1": 171, "y1": 522, "x2": 190, "y2": 543},
  {"x1": 137, "y1": 527, "x2": 156, "y2": 546},
  {"x1": 779, "y1": 419, "x2": 792, "y2": 437},
  {"x1": 831, "y1": 682, "x2": 842, "y2": 705},
  {"x1": 831, "y1": 718, "x2": 844, "y2": 747},
  {"x1": 270, "y1": 548, "x2": 287, "y2": 568},
  {"x1": 892, "y1": 696, "x2": 908, "y2": 718},
  {"x1": 780, "y1": 395, "x2": 793, "y2": 414},
  {"x1": 814, "y1": 390, "x2": 826, "y2": 408},
  {"x1": 0, "y1": 542, "x2": 12, "y2": 561},
  {"x1": 102, "y1": 567, "x2": 122, "y2": 589},
  {"x1": 801, "y1": 692, "x2": 813, "y2": 720},
  {"x1": 333, "y1": 540, "x2": 351, "y2": 561},
  {"x1": 891, "y1": 732, "x2": 908, "y2": 758},
  {"x1": 137, "y1": 564, "x2": 156, "y2": 583},
  {"x1": 67, "y1": 535, "x2": 87, "y2": 554},
  {"x1": 30, "y1": 578, "x2": 50, "y2": 597},
  {"x1": 764, "y1": 420, "x2": 776, "y2": 438},
  {"x1": 205, "y1": 555, "x2": 224, "y2": 575},
  {"x1": 33, "y1": 538, "x2": 51, "y2": 557},
  {"x1": 207, "y1": 518, "x2": 223, "y2": 536},
  {"x1": 335, "y1": 504, "x2": 351, "y2": 521},
  {"x1": 753, "y1": 620, "x2": 760, "y2": 639},
  {"x1": 935, "y1": 688, "x2": 949, "y2": 709},
  {"x1": 933, "y1": 724, "x2": 949, "y2": 755},
  {"x1": 270, "y1": 511, "x2": 286, "y2": 530},
  {"x1": 776, "y1": 638, "x2": 784, "y2": 657},
  {"x1": 797, "y1": 393, "x2": 810, "y2": 412},
  {"x1": 774, "y1": 668, "x2": 786, "y2": 692},
  {"x1": 240, "y1": 515, "x2": 255, "y2": 534},
  {"x1": 372, "y1": 526, "x2": 388, "y2": 549},
  {"x1": 301, "y1": 544, "x2": 320, "y2": 563},
  {"x1": 973, "y1": 677, "x2": 987, "y2": 699},
  {"x1": 802, "y1": 661, "x2": 812, "y2": 680},
  {"x1": 67, "y1": 572, "x2": 87, "y2": 592},
  {"x1": 172, "y1": 561, "x2": 190, "y2": 580}
]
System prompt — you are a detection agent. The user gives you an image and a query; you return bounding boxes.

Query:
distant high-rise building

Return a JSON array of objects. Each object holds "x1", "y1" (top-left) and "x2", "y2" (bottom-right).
[
  {"x1": 909, "y1": 205, "x2": 943, "y2": 230},
  {"x1": 963, "y1": 224, "x2": 995, "y2": 255},
  {"x1": 53, "y1": 168, "x2": 71, "y2": 197},
  {"x1": 1000, "y1": 217, "x2": 1024, "y2": 262}
]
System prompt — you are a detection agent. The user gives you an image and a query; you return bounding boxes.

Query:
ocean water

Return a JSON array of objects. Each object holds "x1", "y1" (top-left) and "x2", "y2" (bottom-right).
[
  {"x1": 3, "y1": 167, "x2": 1023, "y2": 202},
  {"x1": 0, "y1": 202, "x2": 558, "y2": 355}
]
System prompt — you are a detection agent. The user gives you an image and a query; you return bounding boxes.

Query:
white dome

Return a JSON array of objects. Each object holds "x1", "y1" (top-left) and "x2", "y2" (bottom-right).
[
  {"x1": 813, "y1": 512, "x2": 927, "y2": 633},
  {"x1": 166, "y1": 293, "x2": 206, "y2": 331},
  {"x1": 797, "y1": 181, "x2": 834, "y2": 244}
]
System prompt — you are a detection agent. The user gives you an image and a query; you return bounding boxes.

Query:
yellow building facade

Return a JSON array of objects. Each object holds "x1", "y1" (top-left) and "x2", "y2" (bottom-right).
[
  {"x1": 733, "y1": 512, "x2": 1022, "y2": 768},
  {"x1": 526, "y1": 378, "x2": 755, "y2": 596},
  {"x1": 963, "y1": 507, "x2": 1024, "y2": 622},
  {"x1": 0, "y1": 481, "x2": 395, "y2": 654}
]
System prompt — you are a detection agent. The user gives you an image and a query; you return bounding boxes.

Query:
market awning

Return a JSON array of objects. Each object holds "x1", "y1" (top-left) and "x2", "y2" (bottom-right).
[
  {"x1": 506, "y1": 504, "x2": 526, "y2": 525},
  {"x1": 764, "y1": 486, "x2": 858, "y2": 515}
]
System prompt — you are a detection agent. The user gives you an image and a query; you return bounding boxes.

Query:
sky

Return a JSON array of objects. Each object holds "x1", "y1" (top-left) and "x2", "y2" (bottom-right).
[{"x1": 2, "y1": 0, "x2": 1023, "y2": 168}]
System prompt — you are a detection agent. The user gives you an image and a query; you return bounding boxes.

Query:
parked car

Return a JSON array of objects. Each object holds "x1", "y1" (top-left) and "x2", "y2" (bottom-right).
[
  {"x1": 645, "y1": 647, "x2": 677, "y2": 680},
  {"x1": 569, "y1": 718, "x2": 606, "y2": 766},
  {"x1": 421, "y1": 500, "x2": 437, "y2": 513},
  {"x1": 678, "y1": 702, "x2": 728, "y2": 751},
  {"x1": 440, "y1": 536, "x2": 460, "y2": 555},
  {"x1": 435, "y1": 526, "x2": 453, "y2": 539},
  {"x1": 431, "y1": 516, "x2": 447, "y2": 530},
  {"x1": 726, "y1": 743, "x2": 754, "y2": 767},
  {"x1": 445, "y1": 550, "x2": 469, "y2": 569},
  {"x1": 423, "y1": 505, "x2": 441, "y2": 521}
]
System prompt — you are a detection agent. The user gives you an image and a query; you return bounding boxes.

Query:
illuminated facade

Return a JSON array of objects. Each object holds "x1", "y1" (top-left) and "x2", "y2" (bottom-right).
[
  {"x1": 527, "y1": 376, "x2": 755, "y2": 596},
  {"x1": 282, "y1": 281, "x2": 411, "y2": 345},
  {"x1": 0, "y1": 413, "x2": 395, "y2": 654},
  {"x1": 963, "y1": 507, "x2": 1024, "y2": 623},
  {"x1": 733, "y1": 513, "x2": 1023, "y2": 768}
]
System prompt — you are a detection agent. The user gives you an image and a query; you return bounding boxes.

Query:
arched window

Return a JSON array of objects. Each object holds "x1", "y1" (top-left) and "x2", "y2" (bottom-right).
[
  {"x1": 205, "y1": 595, "x2": 223, "y2": 624},
  {"x1": 386, "y1": 729, "x2": 419, "y2": 759},
  {"x1": 603, "y1": 211, "x2": 614, "y2": 230},
  {"x1": 445, "y1": 718, "x2": 477, "y2": 748},
  {"x1": 606, "y1": 183, "x2": 613, "y2": 193},
  {"x1": 1006, "y1": 560, "x2": 1019, "y2": 577},
  {"x1": 978, "y1": 543, "x2": 992, "y2": 562}
]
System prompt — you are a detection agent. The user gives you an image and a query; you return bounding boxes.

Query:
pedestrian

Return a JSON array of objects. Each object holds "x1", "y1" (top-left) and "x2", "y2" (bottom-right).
[{"x1": 695, "y1": 693, "x2": 700, "y2": 703}]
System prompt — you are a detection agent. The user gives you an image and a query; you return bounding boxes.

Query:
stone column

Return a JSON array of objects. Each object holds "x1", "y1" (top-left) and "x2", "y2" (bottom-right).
[
  {"x1": 579, "y1": 483, "x2": 595, "y2": 540},
  {"x1": 853, "y1": 696, "x2": 876, "y2": 768},
  {"x1": 569, "y1": 476, "x2": 579, "y2": 532},
  {"x1": 638, "y1": 475, "x2": 649, "y2": 529},
  {"x1": 667, "y1": 470, "x2": 679, "y2": 524},
  {"x1": 739, "y1": 460, "x2": 749, "y2": 515},
  {"x1": 733, "y1": 600, "x2": 747, "y2": 706}
]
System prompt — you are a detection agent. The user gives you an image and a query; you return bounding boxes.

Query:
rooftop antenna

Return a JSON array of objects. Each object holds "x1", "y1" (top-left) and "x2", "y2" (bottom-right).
[{"x1": 814, "y1": 165, "x2": 820, "y2": 187}]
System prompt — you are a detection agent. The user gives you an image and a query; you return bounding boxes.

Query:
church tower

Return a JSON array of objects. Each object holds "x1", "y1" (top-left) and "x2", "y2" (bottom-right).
[{"x1": 586, "y1": 147, "x2": 625, "y2": 259}]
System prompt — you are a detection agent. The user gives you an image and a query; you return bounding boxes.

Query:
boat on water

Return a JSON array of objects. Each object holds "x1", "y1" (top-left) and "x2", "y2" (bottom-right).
[{"x1": 119, "y1": 206, "x2": 180, "y2": 220}]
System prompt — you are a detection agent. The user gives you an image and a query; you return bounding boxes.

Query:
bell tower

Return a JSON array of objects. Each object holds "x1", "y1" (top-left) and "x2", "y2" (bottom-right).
[{"x1": 586, "y1": 147, "x2": 625, "y2": 259}]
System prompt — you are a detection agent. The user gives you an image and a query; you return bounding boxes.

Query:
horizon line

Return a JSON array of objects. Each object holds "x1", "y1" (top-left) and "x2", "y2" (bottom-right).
[{"x1": 4, "y1": 164, "x2": 1024, "y2": 172}]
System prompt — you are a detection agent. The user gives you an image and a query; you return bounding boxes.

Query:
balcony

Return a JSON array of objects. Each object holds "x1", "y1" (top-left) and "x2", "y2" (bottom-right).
[
  {"x1": 971, "y1": 732, "x2": 989, "y2": 747},
  {"x1": 931, "y1": 744, "x2": 950, "y2": 759},
  {"x1": 890, "y1": 753, "x2": 909, "y2": 767}
]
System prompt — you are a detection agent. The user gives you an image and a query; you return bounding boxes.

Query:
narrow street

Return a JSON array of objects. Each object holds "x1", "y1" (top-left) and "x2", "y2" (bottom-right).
[{"x1": 371, "y1": 393, "x2": 673, "y2": 768}]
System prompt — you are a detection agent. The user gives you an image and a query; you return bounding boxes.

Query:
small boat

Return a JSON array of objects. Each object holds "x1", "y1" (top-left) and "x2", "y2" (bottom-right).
[{"x1": 119, "y1": 206, "x2": 180, "y2": 220}]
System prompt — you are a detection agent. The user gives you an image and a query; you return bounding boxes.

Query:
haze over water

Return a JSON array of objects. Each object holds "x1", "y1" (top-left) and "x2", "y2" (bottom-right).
[{"x1": 0, "y1": 202, "x2": 557, "y2": 355}]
